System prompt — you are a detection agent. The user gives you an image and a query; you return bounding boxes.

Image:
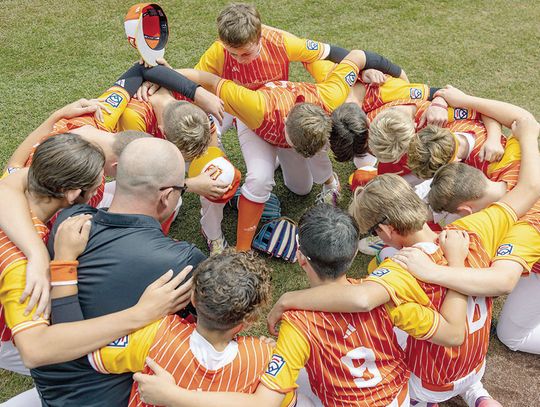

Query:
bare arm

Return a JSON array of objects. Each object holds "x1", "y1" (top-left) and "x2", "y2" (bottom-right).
[{"x1": 0, "y1": 169, "x2": 51, "y2": 317}]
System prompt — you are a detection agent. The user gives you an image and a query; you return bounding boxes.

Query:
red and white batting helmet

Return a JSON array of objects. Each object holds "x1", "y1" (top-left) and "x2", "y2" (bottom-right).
[{"x1": 125, "y1": 3, "x2": 168, "y2": 66}]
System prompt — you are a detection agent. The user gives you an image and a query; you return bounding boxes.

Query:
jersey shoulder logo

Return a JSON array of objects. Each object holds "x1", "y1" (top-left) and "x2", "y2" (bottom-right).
[
  {"x1": 105, "y1": 92, "x2": 124, "y2": 108},
  {"x1": 265, "y1": 354, "x2": 286, "y2": 377},
  {"x1": 409, "y1": 88, "x2": 423, "y2": 99},
  {"x1": 306, "y1": 40, "x2": 319, "y2": 51},
  {"x1": 496, "y1": 243, "x2": 513, "y2": 256},
  {"x1": 371, "y1": 268, "x2": 391, "y2": 278},
  {"x1": 454, "y1": 108, "x2": 469, "y2": 120},
  {"x1": 345, "y1": 71, "x2": 357, "y2": 87},
  {"x1": 107, "y1": 335, "x2": 129, "y2": 348}
]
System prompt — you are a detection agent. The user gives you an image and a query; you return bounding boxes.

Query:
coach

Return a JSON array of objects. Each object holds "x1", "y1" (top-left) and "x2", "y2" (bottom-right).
[{"x1": 31, "y1": 138, "x2": 206, "y2": 406}]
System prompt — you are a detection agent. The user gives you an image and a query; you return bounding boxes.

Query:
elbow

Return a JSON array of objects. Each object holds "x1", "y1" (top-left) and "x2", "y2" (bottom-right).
[
  {"x1": 19, "y1": 350, "x2": 42, "y2": 369},
  {"x1": 446, "y1": 330, "x2": 465, "y2": 347},
  {"x1": 354, "y1": 296, "x2": 375, "y2": 312}
]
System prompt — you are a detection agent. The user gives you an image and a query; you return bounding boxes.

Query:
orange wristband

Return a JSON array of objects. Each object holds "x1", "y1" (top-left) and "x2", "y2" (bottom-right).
[{"x1": 50, "y1": 261, "x2": 79, "y2": 286}]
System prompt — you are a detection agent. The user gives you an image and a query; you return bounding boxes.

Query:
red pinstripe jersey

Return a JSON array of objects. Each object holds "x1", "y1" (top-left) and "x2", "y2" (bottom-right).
[
  {"x1": 0, "y1": 216, "x2": 49, "y2": 342},
  {"x1": 406, "y1": 226, "x2": 498, "y2": 385},
  {"x1": 128, "y1": 316, "x2": 273, "y2": 407},
  {"x1": 220, "y1": 28, "x2": 291, "y2": 90},
  {"x1": 255, "y1": 81, "x2": 327, "y2": 147}
]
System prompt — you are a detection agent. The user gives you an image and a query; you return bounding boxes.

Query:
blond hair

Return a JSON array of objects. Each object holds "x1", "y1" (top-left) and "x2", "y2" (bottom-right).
[
  {"x1": 408, "y1": 125, "x2": 456, "y2": 179},
  {"x1": 217, "y1": 3, "x2": 261, "y2": 47},
  {"x1": 349, "y1": 173, "x2": 428, "y2": 235},
  {"x1": 428, "y1": 162, "x2": 487, "y2": 213},
  {"x1": 286, "y1": 103, "x2": 332, "y2": 158},
  {"x1": 368, "y1": 108, "x2": 415, "y2": 163},
  {"x1": 163, "y1": 101, "x2": 211, "y2": 161}
]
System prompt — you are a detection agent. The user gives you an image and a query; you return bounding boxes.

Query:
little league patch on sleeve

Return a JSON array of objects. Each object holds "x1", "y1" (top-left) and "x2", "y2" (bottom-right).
[
  {"x1": 345, "y1": 71, "x2": 357, "y2": 87},
  {"x1": 454, "y1": 108, "x2": 469, "y2": 120},
  {"x1": 496, "y1": 243, "x2": 513, "y2": 256},
  {"x1": 409, "y1": 88, "x2": 423, "y2": 99},
  {"x1": 371, "y1": 268, "x2": 391, "y2": 278},
  {"x1": 306, "y1": 40, "x2": 319, "y2": 51},
  {"x1": 105, "y1": 92, "x2": 124, "y2": 108},
  {"x1": 107, "y1": 335, "x2": 129, "y2": 348},
  {"x1": 265, "y1": 354, "x2": 286, "y2": 377}
]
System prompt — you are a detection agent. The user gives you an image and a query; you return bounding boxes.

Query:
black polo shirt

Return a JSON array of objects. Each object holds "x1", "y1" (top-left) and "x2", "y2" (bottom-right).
[{"x1": 31, "y1": 205, "x2": 206, "y2": 406}]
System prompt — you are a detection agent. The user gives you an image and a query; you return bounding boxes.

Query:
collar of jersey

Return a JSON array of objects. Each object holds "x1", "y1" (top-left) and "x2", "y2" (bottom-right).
[{"x1": 93, "y1": 208, "x2": 162, "y2": 229}]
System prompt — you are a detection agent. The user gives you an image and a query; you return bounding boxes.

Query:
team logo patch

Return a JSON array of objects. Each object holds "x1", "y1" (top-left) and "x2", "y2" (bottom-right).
[
  {"x1": 409, "y1": 88, "x2": 423, "y2": 99},
  {"x1": 454, "y1": 108, "x2": 469, "y2": 120},
  {"x1": 107, "y1": 335, "x2": 129, "y2": 348},
  {"x1": 265, "y1": 354, "x2": 286, "y2": 377},
  {"x1": 105, "y1": 92, "x2": 124, "y2": 108},
  {"x1": 496, "y1": 243, "x2": 513, "y2": 256},
  {"x1": 306, "y1": 40, "x2": 319, "y2": 51},
  {"x1": 371, "y1": 268, "x2": 391, "y2": 278},
  {"x1": 345, "y1": 71, "x2": 357, "y2": 87}
]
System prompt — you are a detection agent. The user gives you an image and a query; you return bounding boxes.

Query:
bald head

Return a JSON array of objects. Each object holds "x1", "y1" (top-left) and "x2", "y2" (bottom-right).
[{"x1": 115, "y1": 138, "x2": 185, "y2": 198}]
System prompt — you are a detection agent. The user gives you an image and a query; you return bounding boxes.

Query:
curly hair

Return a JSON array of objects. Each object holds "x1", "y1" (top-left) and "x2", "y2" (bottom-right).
[
  {"x1": 408, "y1": 125, "x2": 456, "y2": 180},
  {"x1": 193, "y1": 250, "x2": 272, "y2": 331}
]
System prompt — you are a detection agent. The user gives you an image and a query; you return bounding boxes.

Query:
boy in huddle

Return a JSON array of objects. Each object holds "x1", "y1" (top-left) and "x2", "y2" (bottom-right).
[
  {"x1": 134, "y1": 203, "x2": 470, "y2": 407},
  {"x1": 400, "y1": 86, "x2": 540, "y2": 355}
]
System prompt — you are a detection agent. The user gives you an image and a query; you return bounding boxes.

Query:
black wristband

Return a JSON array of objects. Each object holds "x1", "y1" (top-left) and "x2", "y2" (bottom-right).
[
  {"x1": 429, "y1": 87, "x2": 441, "y2": 101},
  {"x1": 143, "y1": 65, "x2": 200, "y2": 100},
  {"x1": 51, "y1": 294, "x2": 84, "y2": 325},
  {"x1": 326, "y1": 45, "x2": 350, "y2": 63},
  {"x1": 363, "y1": 50, "x2": 403, "y2": 78}
]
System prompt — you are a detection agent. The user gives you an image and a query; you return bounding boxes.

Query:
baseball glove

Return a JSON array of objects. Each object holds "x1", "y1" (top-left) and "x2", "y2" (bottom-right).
[
  {"x1": 229, "y1": 190, "x2": 282, "y2": 222},
  {"x1": 252, "y1": 217, "x2": 297, "y2": 262}
]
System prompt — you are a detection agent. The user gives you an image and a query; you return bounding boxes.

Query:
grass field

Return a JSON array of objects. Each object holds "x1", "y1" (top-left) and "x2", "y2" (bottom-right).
[{"x1": 1, "y1": 0, "x2": 539, "y2": 405}]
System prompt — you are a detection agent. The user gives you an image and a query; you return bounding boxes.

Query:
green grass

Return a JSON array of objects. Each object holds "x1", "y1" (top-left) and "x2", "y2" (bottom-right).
[{"x1": 1, "y1": 0, "x2": 539, "y2": 404}]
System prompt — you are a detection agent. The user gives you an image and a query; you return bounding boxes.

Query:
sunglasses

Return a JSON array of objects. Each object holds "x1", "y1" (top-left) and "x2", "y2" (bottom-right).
[
  {"x1": 368, "y1": 215, "x2": 389, "y2": 236},
  {"x1": 159, "y1": 184, "x2": 188, "y2": 197},
  {"x1": 295, "y1": 234, "x2": 312, "y2": 261}
]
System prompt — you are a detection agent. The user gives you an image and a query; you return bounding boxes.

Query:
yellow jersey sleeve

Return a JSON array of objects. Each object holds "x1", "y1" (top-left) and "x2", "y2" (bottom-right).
[
  {"x1": 260, "y1": 319, "x2": 310, "y2": 394},
  {"x1": 216, "y1": 79, "x2": 265, "y2": 130},
  {"x1": 487, "y1": 137, "x2": 520, "y2": 174},
  {"x1": 0, "y1": 260, "x2": 49, "y2": 335},
  {"x1": 316, "y1": 59, "x2": 359, "y2": 112},
  {"x1": 87, "y1": 319, "x2": 161, "y2": 374},
  {"x1": 303, "y1": 60, "x2": 337, "y2": 83},
  {"x1": 117, "y1": 104, "x2": 148, "y2": 133},
  {"x1": 452, "y1": 202, "x2": 517, "y2": 256},
  {"x1": 386, "y1": 302, "x2": 439, "y2": 341},
  {"x1": 282, "y1": 34, "x2": 328, "y2": 63},
  {"x1": 379, "y1": 77, "x2": 430, "y2": 104},
  {"x1": 195, "y1": 41, "x2": 225, "y2": 76},
  {"x1": 492, "y1": 221, "x2": 540, "y2": 273},
  {"x1": 97, "y1": 86, "x2": 131, "y2": 132}
]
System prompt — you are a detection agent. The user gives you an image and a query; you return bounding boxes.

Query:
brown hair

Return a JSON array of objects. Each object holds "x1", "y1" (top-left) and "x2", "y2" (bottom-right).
[
  {"x1": 28, "y1": 133, "x2": 105, "y2": 198},
  {"x1": 408, "y1": 125, "x2": 456, "y2": 179},
  {"x1": 112, "y1": 130, "x2": 151, "y2": 158},
  {"x1": 428, "y1": 162, "x2": 487, "y2": 213},
  {"x1": 163, "y1": 101, "x2": 212, "y2": 161},
  {"x1": 193, "y1": 250, "x2": 272, "y2": 331},
  {"x1": 368, "y1": 108, "x2": 415, "y2": 163},
  {"x1": 349, "y1": 173, "x2": 429, "y2": 235},
  {"x1": 217, "y1": 3, "x2": 262, "y2": 47},
  {"x1": 286, "y1": 103, "x2": 332, "y2": 158},
  {"x1": 330, "y1": 103, "x2": 369, "y2": 162}
]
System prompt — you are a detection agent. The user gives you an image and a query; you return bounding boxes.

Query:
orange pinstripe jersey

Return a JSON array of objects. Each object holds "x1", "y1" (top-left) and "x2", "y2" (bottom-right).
[
  {"x1": 127, "y1": 316, "x2": 273, "y2": 407},
  {"x1": 362, "y1": 77, "x2": 431, "y2": 114},
  {"x1": 260, "y1": 280, "x2": 409, "y2": 406},
  {"x1": 0, "y1": 216, "x2": 49, "y2": 341},
  {"x1": 196, "y1": 26, "x2": 327, "y2": 90},
  {"x1": 217, "y1": 59, "x2": 358, "y2": 148},
  {"x1": 406, "y1": 203, "x2": 516, "y2": 386}
]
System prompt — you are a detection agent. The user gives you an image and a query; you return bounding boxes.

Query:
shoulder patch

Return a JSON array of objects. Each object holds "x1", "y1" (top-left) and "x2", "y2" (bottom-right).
[
  {"x1": 105, "y1": 92, "x2": 124, "y2": 108},
  {"x1": 306, "y1": 40, "x2": 319, "y2": 51},
  {"x1": 371, "y1": 268, "x2": 391, "y2": 277},
  {"x1": 409, "y1": 88, "x2": 423, "y2": 99},
  {"x1": 454, "y1": 108, "x2": 469, "y2": 120},
  {"x1": 107, "y1": 335, "x2": 129, "y2": 348},
  {"x1": 496, "y1": 243, "x2": 513, "y2": 256},
  {"x1": 265, "y1": 354, "x2": 286, "y2": 377},
  {"x1": 345, "y1": 71, "x2": 357, "y2": 87}
]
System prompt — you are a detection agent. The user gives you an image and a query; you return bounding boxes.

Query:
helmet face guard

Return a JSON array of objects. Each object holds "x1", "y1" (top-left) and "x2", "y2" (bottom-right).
[{"x1": 125, "y1": 3, "x2": 168, "y2": 66}]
